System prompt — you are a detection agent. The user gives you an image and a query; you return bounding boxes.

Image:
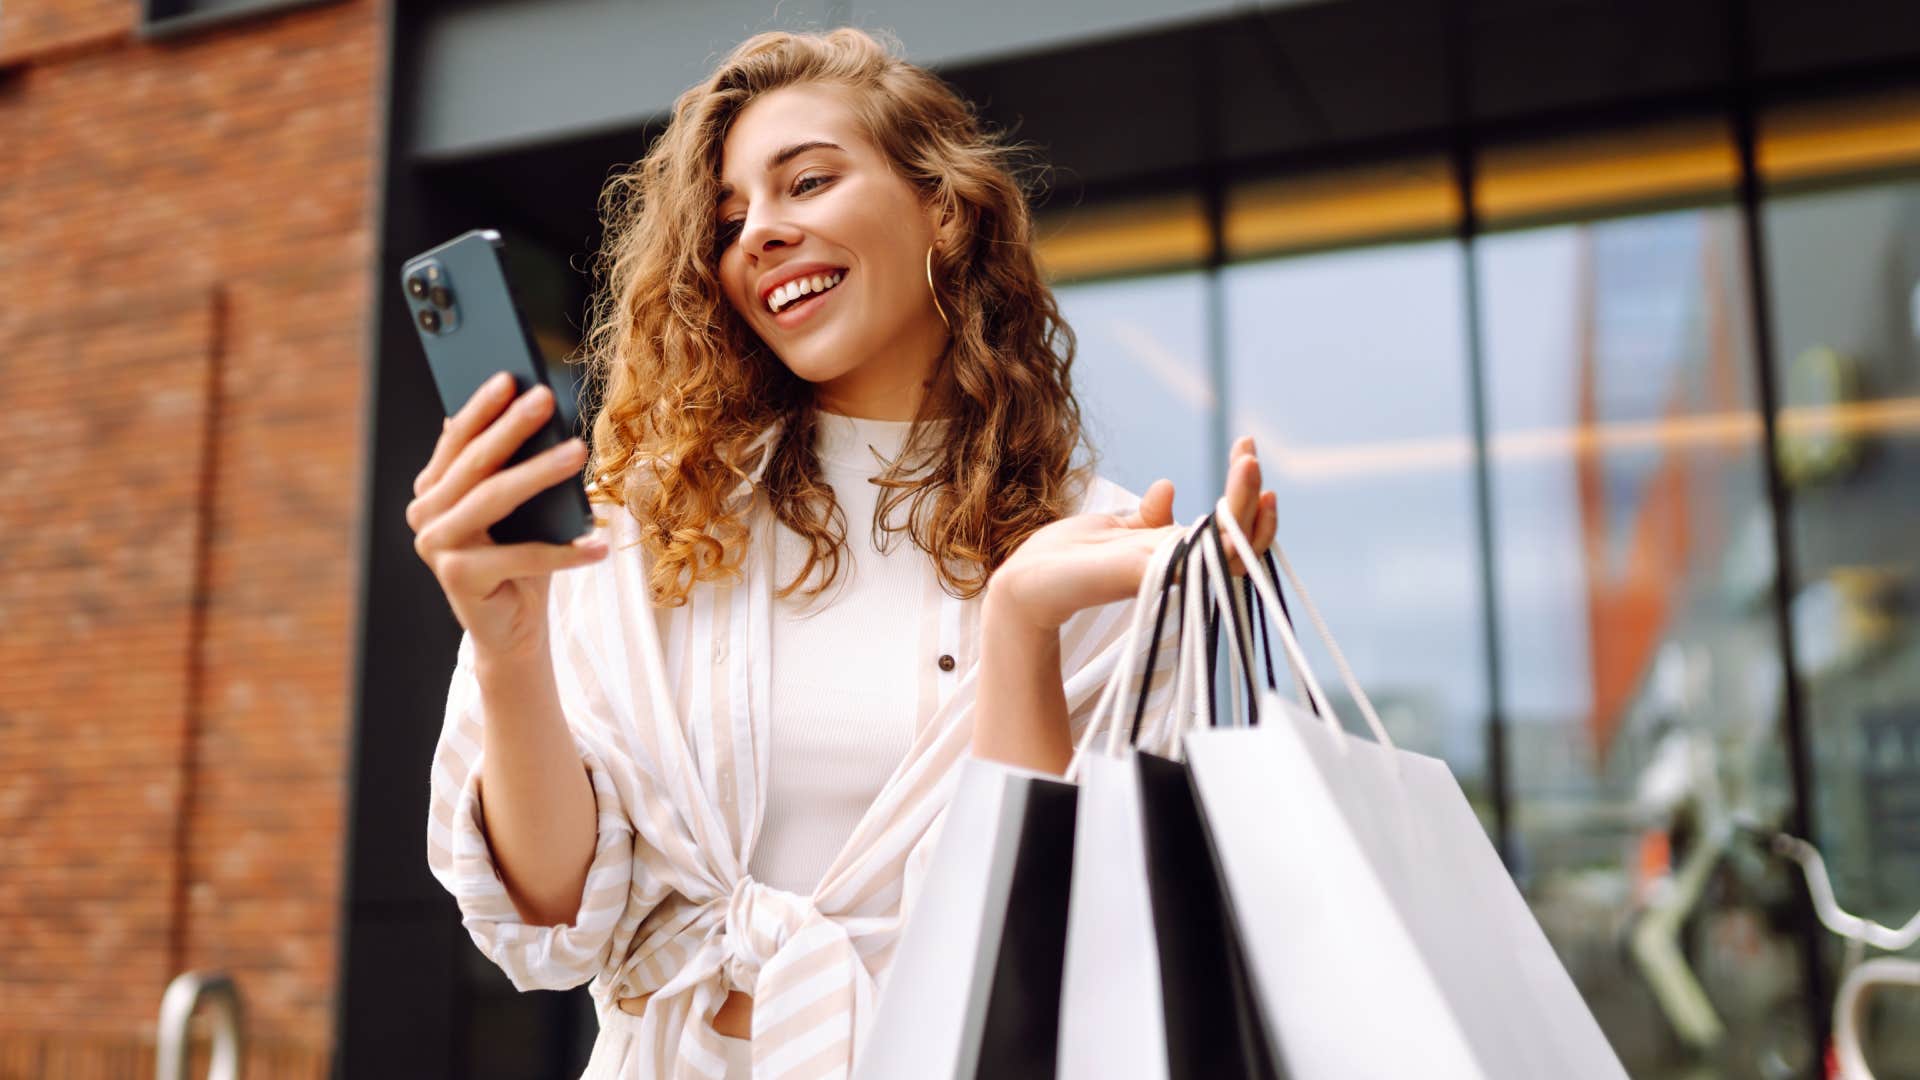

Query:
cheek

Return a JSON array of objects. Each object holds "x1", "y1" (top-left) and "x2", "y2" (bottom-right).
[
  {"x1": 832, "y1": 181, "x2": 927, "y2": 266},
  {"x1": 843, "y1": 217, "x2": 920, "y2": 298},
  {"x1": 718, "y1": 256, "x2": 754, "y2": 317}
]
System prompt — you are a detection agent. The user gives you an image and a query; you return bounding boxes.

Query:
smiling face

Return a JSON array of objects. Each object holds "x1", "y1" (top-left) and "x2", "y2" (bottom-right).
[{"x1": 715, "y1": 82, "x2": 949, "y2": 420}]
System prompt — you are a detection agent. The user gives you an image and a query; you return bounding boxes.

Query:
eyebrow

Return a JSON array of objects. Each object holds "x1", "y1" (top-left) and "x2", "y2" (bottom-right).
[{"x1": 716, "y1": 140, "x2": 847, "y2": 204}]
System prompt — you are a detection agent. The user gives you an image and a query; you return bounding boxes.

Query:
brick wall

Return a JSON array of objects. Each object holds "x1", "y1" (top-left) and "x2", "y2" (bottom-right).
[{"x1": 0, "y1": 1, "x2": 381, "y2": 1073}]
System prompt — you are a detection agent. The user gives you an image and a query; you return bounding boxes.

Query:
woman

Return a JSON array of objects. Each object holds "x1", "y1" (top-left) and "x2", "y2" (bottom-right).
[{"x1": 413, "y1": 27, "x2": 1277, "y2": 1080}]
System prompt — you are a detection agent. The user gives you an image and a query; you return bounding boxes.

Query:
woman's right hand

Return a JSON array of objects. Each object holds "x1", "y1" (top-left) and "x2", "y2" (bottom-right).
[{"x1": 406, "y1": 370, "x2": 609, "y2": 659}]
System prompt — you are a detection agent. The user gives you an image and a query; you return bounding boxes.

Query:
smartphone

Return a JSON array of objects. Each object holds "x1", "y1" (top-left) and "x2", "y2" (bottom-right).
[{"x1": 401, "y1": 229, "x2": 593, "y2": 546}]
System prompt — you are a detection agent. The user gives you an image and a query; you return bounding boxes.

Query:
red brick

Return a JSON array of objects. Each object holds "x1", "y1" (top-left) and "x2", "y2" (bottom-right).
[{"x1": 0, "y1": 1, "x2": 380, "y2": 1072}]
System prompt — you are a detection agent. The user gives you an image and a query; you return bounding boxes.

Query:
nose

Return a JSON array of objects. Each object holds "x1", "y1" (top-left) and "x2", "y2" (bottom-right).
[{"x1": 739, "y1": 209, "x2": 802, "y2": 260}]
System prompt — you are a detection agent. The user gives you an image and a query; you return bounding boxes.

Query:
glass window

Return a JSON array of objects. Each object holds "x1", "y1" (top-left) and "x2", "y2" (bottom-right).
[
  {"x1": 139, "y1": 0, "x2": 338, "y2": 39},
  {"x1": 1761, "y1": 175, "x2": 1920, "y2": 1070},
  {"x1": 1221, "y1": 240, "x2": 1491, "y2": 804},
  {"x1": 1479, "y1": 207, "x2": 1810, "y2": 1074},
  {"x1": 1760, "y1": 88, "x2": 1920, "y2": 1071},
  {"x1": 1056, "y1": 272, "x2": 1216, "y2": 524},
  {"x1": 1760, "y1": 96, "x2": 1920, "y2": 905}
]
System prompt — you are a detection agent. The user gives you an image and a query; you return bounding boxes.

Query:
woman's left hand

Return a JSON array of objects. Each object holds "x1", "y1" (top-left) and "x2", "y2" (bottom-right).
[{"x1": 986, "y1": 436, "x2": 1277, "y2": 632}]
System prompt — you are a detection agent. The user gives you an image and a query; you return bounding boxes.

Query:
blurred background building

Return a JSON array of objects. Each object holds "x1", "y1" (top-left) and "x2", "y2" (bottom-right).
[{"x1": 3, "y1": 0, "x2": 1919, "y2": 1077}]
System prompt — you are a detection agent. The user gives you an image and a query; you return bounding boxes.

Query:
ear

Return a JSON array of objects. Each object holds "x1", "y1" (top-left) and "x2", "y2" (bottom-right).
[{"x1": 924, "y1": 192, "x2": 962, "y2": 255}]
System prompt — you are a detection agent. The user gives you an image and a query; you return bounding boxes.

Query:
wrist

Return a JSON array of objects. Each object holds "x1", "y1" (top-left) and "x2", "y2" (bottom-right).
[
  {"x1": 983, "y1": 571, "x2": 1059, "y2": 640},
  {"x1": 473, "y1": 633, "x2": 552, "y2": 685}
]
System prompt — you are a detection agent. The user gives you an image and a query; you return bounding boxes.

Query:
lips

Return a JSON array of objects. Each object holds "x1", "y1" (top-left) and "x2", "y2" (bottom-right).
[
  {"x1": 768, "y1": 269, "x2": 846, "y2": 314},
  {"x1": 762, "y1": 267, "x2": 848, "y2": 330},
  {"x1": 757, "y1": 263, "x2": 848, "y2": 308}
]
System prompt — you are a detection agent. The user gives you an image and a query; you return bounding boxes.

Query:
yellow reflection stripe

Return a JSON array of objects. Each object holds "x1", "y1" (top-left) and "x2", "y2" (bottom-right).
[
  {"x1": 1762, "y1": 89, "x2": 1920, "y2": 182},
  {"x1": 1230, "y1": 397, "x2": 1920, "y2": 482},
  {"x1": 1035, "y1": 195, "x2": 1208, "y2": 280},
  {"x1": 1226, "y1": 159, "x2": 1458, "y2": 258},
  {"x1": 1476, "y1": 121, "x2": 1738, "y2": 225}
]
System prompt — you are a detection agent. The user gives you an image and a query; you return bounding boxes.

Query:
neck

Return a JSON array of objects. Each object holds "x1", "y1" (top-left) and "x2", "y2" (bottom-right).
[{"x1": 811, "y1": 322, "x2": 949, "y2": 421}]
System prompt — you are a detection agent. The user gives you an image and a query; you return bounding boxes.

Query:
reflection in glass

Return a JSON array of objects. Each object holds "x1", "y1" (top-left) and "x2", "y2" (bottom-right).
[
  {"x1": 1225, "y1": 156, "x2": 1458, "y2": 260},
  {"x1": 1480, "y1": 209, "x2": 1811, "y2": 1076},
  {"x1": 1763, "y1": 178, "x2": 1920, "y2": 1070},
  {"x1": 1475, "y1": 119, "x2": 1739, "y2": 229},
  {"x1": 1221, "y1": 241, "x2": 1490, "y2": 803},
  {"x1": 1056, "y1": 272, "x2": 1216, "y2": 524}
]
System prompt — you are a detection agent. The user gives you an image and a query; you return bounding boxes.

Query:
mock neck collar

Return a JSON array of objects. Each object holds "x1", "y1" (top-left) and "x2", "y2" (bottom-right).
[{"x1": 813, "y1": 411, "x2": 948, "y2": 473}]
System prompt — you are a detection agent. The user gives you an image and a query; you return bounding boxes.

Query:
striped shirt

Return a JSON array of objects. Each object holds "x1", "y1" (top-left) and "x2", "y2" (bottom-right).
[{"x1": 425, "y1": 437, "x2": 1178, "y2": 1079}]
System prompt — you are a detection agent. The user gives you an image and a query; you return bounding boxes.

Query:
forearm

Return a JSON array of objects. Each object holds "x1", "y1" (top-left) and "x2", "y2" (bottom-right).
[
  {"x1": 473, "y1": 640, "x2": 599, "y2": 927},
  {"x1": 972, "y1": 584, "x2": 1074, "y2": 775}
]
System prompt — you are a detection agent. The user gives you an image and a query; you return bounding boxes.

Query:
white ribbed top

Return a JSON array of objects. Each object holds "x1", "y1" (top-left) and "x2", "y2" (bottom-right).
[{"x1": 749, "y1": 412, "x2": 944, "y2": 895}]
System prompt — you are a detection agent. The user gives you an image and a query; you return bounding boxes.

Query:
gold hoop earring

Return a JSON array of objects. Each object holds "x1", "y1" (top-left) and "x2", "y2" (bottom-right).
[{"x1": 926, "y1": 245, "x2": 952, "y2": 333}]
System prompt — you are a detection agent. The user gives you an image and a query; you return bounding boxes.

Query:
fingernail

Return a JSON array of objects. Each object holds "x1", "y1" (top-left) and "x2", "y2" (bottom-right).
[{"x1": 490, "y1": 371, "x2": 513, "y2": 391}]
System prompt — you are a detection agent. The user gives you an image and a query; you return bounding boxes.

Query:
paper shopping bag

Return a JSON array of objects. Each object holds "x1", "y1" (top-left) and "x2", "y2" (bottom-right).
[
  {"x1": 1182, "y1": 503, "x2": 1628, "y2": 1080},
  {"x1": 1057, "y1": 751, "x2": 1277, "y2": 1080},
  {"x1": 855, "y1": 755, "x2": 1077, "y2": 1080},
  {"x1": 1057, "y1": 522, "x2": 1276, "y2": 1080}
]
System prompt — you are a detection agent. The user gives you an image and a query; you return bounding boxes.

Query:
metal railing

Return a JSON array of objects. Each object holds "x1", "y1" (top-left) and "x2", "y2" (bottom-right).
[
  {"x1": 1769, "y1": 832, "x2": 1920, "y2": 1080},
  {"x1": 157, "y1": 971, "x2": 245, "y2": 1080}
]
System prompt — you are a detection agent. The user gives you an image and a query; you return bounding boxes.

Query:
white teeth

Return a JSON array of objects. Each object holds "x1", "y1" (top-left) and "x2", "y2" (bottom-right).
[{"x1": 768, "y1": 270, "x2": 845, "y2": 313}]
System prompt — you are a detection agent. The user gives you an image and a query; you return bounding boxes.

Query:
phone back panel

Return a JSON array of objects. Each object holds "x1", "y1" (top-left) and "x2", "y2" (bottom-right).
[{"x1": 401, "y1": 229, "x2": 592, "y2": 545}]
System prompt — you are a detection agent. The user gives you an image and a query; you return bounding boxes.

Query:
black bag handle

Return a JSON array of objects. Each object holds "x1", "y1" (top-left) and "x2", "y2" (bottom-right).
[
  {"x1": 1127, "y1": 516, "x2": 1206, "y2": 746},
  {"x1": 1206, "y1": 513, "x2": 1263, "y2": 725},
  {"x1": 1125, "y1": 516, "x2": 1314, "y2": 744},
  {"x1": 1199, "y1": 522, "x2": 1316, "y2": 727},
  {"x1": 1260, "y1": 550, "x2": 1317, "y2": 718}
]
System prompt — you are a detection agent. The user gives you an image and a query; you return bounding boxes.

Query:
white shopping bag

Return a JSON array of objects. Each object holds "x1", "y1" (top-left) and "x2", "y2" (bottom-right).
[
  {"x1": 855, "y1": 755, "x2": 1076, "y2": 1080},
  {"x1": 1057, "y1": 521, "x2": 1275, "y2": 1080},
  {"x1": 1184, "y1": 503, "x2": 1629, "y2": 1080}
]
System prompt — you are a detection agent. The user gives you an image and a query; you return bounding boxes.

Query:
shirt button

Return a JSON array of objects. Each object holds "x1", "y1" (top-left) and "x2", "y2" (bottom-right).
[
  {"x1": 937, "y1": 654, "x2": 956, "y2": 672},
  {"x1": 713, "y1": 643, "x2": 727, "y2": 662}
]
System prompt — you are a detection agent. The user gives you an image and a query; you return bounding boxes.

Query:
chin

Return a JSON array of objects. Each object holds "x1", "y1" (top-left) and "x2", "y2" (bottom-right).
[{"x1": 770, "y1": 346, "x2": 860, "y2": 388}]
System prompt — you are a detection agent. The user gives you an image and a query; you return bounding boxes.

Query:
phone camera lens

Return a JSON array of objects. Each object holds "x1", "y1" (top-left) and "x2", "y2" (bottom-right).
[
  {"x1": 418, "y1": 309, "x2": 442, "y2": 333},
  {"x1": 406, "y1": 274, "x2": 430, "y2": 300},
  {"x1": 429, "y1": 285, "x2": 454, "y2": 309}
]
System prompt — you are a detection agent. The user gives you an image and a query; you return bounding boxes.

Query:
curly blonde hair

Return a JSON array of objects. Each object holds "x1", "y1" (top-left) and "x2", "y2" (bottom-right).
[{"x1": 579, "y1": 27, "x2": 1087, "y2": 606}]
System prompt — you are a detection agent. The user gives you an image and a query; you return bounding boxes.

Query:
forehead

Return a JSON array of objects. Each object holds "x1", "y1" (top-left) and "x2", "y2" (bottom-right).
[{"x1": 719, "y1": 83, "x2": 873, "y2": 182}]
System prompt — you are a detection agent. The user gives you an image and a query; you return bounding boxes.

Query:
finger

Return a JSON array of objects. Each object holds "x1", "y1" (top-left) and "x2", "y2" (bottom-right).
[
  {"x1": 1252, "y1": 491, "x2": 1277, "y2": 560},
  {"x1": 416, "y1": 371, "x2": 518, "y2": 497},
  {"x1": 1223, "y1": 448, "x2": 1253, "y2": 514},
  {"x1": 1227, "y1": 443, "x2": 1261, "y2": 525},
  {"x1": 1220, "y1": 454, "x2": 1262, "y2": 574},
  {"x1": 409, "y1": 383, "x2": 557, "y2": 532},
  {"x1": 423, "y1": 435, "x2": 589, "y2": 550},
  {"x1": 434, "y1": 532, "x2": 611, "y2": 597},
  {"x1": 1232, "y1": 491, "x2": 1277, "y2": 578},
  {"x1": 1118, "y1": 479, "x2": 1176, "y2": 529}
]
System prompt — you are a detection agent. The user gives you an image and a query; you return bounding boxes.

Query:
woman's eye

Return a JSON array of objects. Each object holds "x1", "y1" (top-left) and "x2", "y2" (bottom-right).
[
  {"x1": 792, "y1": 174, "x2": 832, "y2": 196},
  {"x1": 714, "y1": 219, "x2": 744, "y2": 251}
]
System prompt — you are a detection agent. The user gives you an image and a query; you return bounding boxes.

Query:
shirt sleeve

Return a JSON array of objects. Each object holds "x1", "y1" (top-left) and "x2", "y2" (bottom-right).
[{"x1": 424, "y1": 567, "x2": 654, "y2": 993}]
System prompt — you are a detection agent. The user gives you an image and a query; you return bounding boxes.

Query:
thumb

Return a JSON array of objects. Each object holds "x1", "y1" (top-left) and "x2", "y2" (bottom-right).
[{"x1": 1127, "y1": 479, "x2": 1176, "y2": 529}]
